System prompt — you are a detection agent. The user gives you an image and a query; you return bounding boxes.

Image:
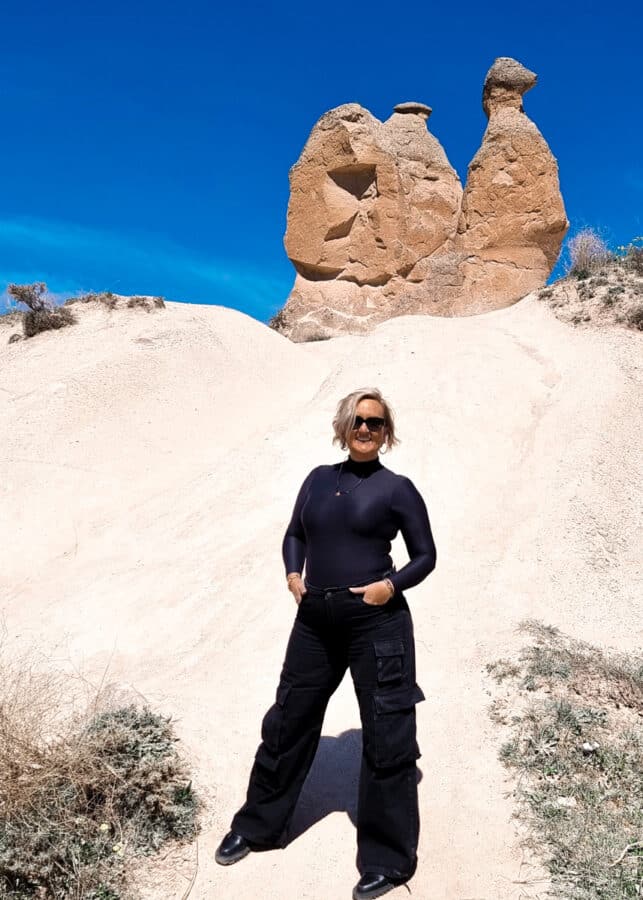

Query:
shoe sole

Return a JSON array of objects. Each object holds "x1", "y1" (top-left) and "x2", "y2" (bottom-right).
[
  {"x1": 352, "y1": 882, "x2": 396, "y2": 900},
  {"x1": 215, "y1": 844, "x2": 251, "y2": 866}
]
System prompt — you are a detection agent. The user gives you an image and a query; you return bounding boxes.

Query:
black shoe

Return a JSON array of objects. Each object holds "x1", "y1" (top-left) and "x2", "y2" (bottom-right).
[
  {"x1": 352, "y1": 873, "x2": 396, "y2": 900},
  {"x1": 215, "y1": 831, "x2": 251, "y2": 866}
]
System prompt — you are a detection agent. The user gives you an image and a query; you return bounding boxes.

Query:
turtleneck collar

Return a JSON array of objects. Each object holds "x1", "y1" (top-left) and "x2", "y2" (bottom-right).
[{"x1": 344, "y1": 455, "x2": 383, "y2": 476}]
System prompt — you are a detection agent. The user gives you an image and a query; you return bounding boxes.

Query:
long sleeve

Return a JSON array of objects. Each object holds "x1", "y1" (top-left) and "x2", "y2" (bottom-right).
[
  {"x1": 388, "y1": 477, "x2": 436, "y2": 593},
  {"x1": 282, "y1": 468, "x2": 317, "y2": 575}
]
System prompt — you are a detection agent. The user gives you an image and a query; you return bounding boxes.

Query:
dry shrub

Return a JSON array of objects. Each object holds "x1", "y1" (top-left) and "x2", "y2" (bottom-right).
[
  {"x1": 7, "y1": 283, "x2": 49, "y2": 311},
  {"x1": 0, "y1": 648, "x2": 199, "y2": 899},
  {"x1": 567, "y1": 229, "x2": 611, "y2": 278},
  {"x1": 126, "y1": 297, "x2": 165, "y2": 312},
  {"x1": 64, "y1": 293, "x2": 118, "y2": 310},
  {"x1": 619, "y1": 238, "x2": 643, "y2": 276},
  {"x1": 625, "y1": 304, "x2": 643, "y2": 331},
  {"x1": 8, "y1": 333, "x2": 22, "y2": 344},
  {"x1": 268, "y1": 308, "x2": 287, "y2": 331},
  {"x1": 0, "y1": 310, "x2": 25, "y2": 327},
  {"x1": 628, "y1": 247, "x2": 643, "y2": 276},
  {"x1": 6, "y1": 283, "x2": 77, "y2": 339},
  {"x1": 488, "y1": 621, "x2": 643, "y2": 899},
  {"x1": 23, "y1": 307, "x2": 76, "y2": 338}
]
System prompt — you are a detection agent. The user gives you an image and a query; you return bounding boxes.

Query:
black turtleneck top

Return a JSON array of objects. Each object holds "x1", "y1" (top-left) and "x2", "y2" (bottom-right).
[{"x1": 282, "y1": 457, "x2": 436, "y2": 593}]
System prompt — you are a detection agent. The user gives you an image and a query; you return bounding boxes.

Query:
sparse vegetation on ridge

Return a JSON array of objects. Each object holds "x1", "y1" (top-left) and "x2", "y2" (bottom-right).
[
  {"x1": 537, "y1": 232, "x2": 643, "y2": 331},
  {"x1": 125, "y1": 296, "x2": 166, "y2": 311},
  {"x1": 0, "y1": 650, "x2": 199, "y2": 899},
  {"x1": 2, "y1": 285, "x2": 167, "y2": 343},
  {"x1": 64, "y1": 291, "x2": 120, "y2": 310},
  {"x1": 487, "y1": 621, "x2": 643, "y2": 899}
]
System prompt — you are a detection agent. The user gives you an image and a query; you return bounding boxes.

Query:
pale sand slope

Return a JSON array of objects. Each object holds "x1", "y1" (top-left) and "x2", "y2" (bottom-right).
[{"x1": 1, "y1": 296, "x2": 641, "y2": 900}]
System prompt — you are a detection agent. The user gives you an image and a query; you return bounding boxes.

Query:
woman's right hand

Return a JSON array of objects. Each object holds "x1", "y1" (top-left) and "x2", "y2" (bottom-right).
[{"x1": 286, "y1": 572, "x2": 306, "y2": 604}]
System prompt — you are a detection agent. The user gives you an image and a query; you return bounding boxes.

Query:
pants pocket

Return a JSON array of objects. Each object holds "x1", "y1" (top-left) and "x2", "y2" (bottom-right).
[
  {"x1": 253, "y1": 741, "x2": 280, "y2": 787},
  {"x1": 369, "y1": 683, "x2": 425, "y2": 768},
  {"x1": 260, "y1": 681, "x2": 291, "y2": 755},
  {"x1": 374, "y1": 638, "x2": 405, "y2": 685}
]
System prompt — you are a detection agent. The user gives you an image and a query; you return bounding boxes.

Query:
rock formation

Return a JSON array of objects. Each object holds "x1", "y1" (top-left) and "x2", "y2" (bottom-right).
[
  {"x1": 456, "y1": 58, "x2": 569, "y2": 311},
  {"x1": 274, "y1": 58, "x2": 568, "y2": 341}
]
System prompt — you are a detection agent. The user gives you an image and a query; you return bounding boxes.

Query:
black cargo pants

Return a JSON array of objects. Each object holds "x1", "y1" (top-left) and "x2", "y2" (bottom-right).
[{"x1": 231, "y1": 583, "x2": 425, "y2": 881}]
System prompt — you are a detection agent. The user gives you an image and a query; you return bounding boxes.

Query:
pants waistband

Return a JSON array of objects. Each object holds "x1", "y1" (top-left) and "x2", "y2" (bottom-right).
[{"x1": 305, "y1": 570, "x2": 395, "y2": 595}]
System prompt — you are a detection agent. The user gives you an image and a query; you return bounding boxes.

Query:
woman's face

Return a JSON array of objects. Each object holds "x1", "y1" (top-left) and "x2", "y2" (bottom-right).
[{"x1": 347, "y1": 398, "x2": 387, "y2": 462}]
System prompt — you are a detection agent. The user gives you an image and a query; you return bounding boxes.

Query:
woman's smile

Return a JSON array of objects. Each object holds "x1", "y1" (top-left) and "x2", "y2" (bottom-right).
[{"x1": 348, "y1": 398, "x2": 386, "y2": 461}]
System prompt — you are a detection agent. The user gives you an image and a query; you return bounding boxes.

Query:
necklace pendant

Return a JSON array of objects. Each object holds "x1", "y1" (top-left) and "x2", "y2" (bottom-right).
[{"x1": 335, "y1": 491, "x2": 342, "y2": 496}]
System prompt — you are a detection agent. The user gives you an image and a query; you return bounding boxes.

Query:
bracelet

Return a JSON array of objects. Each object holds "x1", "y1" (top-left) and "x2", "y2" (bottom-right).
[{"x1": 383, "y1": 578, "x2": 395, "y2": 598}]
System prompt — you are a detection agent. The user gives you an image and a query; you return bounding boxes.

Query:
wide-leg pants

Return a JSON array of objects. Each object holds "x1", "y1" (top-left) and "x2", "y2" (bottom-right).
[{"x1": 231, "y1": 584, "x2": 425, "y2": 880}]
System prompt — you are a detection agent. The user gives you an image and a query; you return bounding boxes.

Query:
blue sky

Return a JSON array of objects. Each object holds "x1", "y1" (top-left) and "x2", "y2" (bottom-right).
[{"x1": 1, "y1": 0, "x2": 641, "y2": 318}]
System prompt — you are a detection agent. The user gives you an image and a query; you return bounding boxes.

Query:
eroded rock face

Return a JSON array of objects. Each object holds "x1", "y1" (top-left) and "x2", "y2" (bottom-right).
[
  {"x1": 284, "y1": 103, "x2": 461, "y2": 290},
  {"x1": 276, "y1": 58, "x2": 568, "y2": 340},
  {"x1": 456, "y1": 58, "x2": 569, "y2": 310}
]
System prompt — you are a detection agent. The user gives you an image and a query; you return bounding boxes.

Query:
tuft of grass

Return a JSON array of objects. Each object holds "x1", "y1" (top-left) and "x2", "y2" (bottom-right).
[
  {"x1": 487, "y1": 622, "x2": 643, "y2": 899},
  {"x1": 486, "y1": 659, "x2": 521, "y2": 683},
  {"x1": 0, "y1": 650, "x2": 199, "y2": 899}
]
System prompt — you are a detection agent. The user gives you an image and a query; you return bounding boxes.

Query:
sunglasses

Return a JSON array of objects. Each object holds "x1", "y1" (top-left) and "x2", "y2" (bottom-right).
[{"x1": 352, "y1": 415, "x2": 386, "y2": 432}]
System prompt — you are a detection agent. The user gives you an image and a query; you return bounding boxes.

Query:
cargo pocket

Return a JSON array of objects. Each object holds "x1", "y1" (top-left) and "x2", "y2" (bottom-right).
[
  {"x1": 374, "y1": 638, "x2": 405, "y2": 685},
  {"x1": 260, "y1": 681, "x2": 291, "y2": 756},
  {"x1": 253, "y1": 741, "x2": 280, "y2": 786},
  {"x1": 370, "y1": 683, "x2": 425, "y2": 768}
]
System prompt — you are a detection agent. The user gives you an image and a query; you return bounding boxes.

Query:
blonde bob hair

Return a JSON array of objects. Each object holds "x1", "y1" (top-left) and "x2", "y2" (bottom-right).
[{"x1": 332, "y1": 388, "x2": 400, "y2": 453}]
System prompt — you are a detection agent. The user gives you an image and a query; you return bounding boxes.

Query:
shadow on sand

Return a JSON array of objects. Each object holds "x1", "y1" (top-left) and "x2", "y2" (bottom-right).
[{"x1": 286, "y1": 728, "x2": 423, "y2": 844}]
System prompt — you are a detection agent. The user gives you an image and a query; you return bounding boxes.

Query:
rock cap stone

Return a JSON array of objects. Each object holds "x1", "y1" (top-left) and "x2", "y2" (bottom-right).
[
  {"x1": 393, "y1": 102, "x2": 433, "y2": 120},
  {"x1": 482, "y1": 57, "x2": 537, "y2": 116}
]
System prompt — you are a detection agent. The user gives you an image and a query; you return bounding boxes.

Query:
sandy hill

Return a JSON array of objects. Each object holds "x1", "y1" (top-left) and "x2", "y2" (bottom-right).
[{"x1": 1, "y1": 296, "x2": 641, "y2": 899}]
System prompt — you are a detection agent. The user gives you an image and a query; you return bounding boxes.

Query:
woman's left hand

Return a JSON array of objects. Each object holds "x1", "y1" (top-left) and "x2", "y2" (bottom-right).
[{"x1": 349, "y1": 580, "x2": 393, "y2": 606}]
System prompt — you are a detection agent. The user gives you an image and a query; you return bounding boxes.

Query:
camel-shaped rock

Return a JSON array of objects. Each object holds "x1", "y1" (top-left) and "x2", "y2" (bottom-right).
[{"x1": 273, "y1": 57, "x2": 568, "y2": 341}]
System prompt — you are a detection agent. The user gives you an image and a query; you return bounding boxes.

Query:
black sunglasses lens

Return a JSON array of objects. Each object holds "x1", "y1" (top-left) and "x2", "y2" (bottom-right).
[{"x1": 353, "y1": 416, "x2": 385, "y2": 431}]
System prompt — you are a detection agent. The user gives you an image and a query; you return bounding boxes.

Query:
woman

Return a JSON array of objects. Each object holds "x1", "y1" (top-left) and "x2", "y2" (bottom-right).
[{"x1": 216, "y1": 388, "x2": 437, "y2": 900}]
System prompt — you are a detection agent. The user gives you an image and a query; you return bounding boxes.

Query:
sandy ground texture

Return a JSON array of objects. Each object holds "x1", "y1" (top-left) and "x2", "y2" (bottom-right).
[{"x1": 1, "y1": 295, "x2": 642, "y2": 900}]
